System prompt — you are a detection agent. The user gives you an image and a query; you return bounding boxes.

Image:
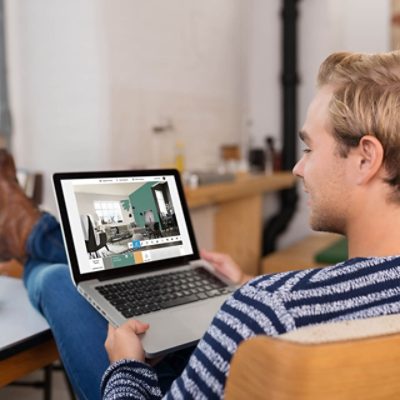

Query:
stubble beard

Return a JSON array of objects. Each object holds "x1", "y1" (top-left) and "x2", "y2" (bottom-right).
[{"x1": 309, "y1": 201, "x2": 346, "y2": 235}]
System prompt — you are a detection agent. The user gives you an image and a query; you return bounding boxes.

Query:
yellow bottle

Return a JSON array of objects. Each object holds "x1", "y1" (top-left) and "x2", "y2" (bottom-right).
[{"x1": 175, "y1": 141, "x2": 185, "y2": 173}]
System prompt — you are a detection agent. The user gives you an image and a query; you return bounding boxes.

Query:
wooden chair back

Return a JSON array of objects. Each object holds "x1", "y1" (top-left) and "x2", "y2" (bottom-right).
[{"x1": 225, "y1": 315, "x2": 400, "y2": 399}]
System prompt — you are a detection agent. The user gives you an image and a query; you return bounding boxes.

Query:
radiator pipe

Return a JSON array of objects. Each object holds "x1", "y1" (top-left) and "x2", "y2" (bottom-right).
[{"x1": 262, "y1": 0, "x2": 300, "y2": 255}]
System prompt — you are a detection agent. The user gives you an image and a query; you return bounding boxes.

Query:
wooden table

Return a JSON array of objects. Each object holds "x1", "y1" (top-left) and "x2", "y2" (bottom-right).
[
  {"x1": 0, "y1": 338, "x2": 58, "y2": 388},
  {"x1": 186, "y1": 172, "x2": 296, "y2": 275}
]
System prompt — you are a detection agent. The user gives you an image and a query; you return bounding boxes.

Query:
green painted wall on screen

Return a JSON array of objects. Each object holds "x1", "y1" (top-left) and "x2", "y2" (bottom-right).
[{"x1": 129, "y1": 182, "x2": 160, "y2": 227}]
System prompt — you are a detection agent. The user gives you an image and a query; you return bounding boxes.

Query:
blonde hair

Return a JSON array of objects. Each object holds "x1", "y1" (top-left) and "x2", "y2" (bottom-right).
[{"x1": 318, "y1": 51, "x2": 400, "y2": 201}]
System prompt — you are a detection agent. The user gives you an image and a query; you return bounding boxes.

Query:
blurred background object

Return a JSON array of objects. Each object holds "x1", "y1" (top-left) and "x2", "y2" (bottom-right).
[{"x1": 16, "y1": 169, "x2": 43, "y2": 206}]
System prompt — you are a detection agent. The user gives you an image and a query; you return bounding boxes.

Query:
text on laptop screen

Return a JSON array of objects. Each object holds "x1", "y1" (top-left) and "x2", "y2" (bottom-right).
[{"x1": 61, "y1": 174, "x2": 194, "y2": 274}]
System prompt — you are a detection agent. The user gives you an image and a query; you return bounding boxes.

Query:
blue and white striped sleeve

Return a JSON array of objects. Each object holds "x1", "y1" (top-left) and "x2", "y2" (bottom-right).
[{"x1": 101, "y1": 359, "x2": 162, "y2": 400}]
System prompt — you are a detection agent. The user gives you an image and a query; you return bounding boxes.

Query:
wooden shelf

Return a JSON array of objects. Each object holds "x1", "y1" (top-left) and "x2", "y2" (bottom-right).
[{"x1": 185, "y1": 172, "x2": 296, "y2": 209}]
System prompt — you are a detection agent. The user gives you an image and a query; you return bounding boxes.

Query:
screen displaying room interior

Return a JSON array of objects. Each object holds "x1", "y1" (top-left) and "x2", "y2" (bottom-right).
[{"x1": 63, "y1": 175, "x2": 194, "y2": 274}]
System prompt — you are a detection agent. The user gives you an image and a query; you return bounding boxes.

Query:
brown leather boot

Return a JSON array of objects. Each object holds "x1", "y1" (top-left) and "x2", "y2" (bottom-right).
[
  {"x1": 0, "y1": 148, "x2": 18, "y2": 181},
  {"x1": 0, "y1": 150, "x2": 40, "y2": 262}
]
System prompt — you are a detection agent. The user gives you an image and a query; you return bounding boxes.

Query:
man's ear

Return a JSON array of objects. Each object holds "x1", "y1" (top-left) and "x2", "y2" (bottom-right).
[{"x1": 355, "y1": 135, "x2": 384, "y2": 184}]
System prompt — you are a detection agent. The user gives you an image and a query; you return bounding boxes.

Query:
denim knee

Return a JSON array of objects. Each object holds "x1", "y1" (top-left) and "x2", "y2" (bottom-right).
[{"x1": 24, "y1": 261, "x2": 69, "y2": 314}]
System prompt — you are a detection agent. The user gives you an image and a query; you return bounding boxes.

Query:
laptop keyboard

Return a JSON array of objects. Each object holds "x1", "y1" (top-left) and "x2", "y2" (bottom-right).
[{"x1": 95, "y1": 267, "x2": 234, "y2": 318}]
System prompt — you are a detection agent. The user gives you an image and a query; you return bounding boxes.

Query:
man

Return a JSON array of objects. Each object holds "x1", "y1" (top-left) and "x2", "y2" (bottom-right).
[{"x1": 2, "y1": 50, "x2": 400, "y2": 399}]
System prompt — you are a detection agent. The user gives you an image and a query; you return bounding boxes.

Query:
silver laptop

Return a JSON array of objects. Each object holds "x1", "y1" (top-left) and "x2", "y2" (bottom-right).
[{"x1": 53, "y1": 169, "x2": 236, "y2": 358}]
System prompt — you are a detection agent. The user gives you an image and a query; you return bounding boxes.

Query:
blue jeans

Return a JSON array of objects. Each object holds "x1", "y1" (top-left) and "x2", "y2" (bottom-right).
[{"x1": 23, "y1": 213, "x2": 192, "y2": 400}]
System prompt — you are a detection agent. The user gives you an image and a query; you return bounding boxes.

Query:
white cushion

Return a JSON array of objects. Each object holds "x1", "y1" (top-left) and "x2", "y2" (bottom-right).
[{"x1": 280, "y1": 313, "x2": 400, "y2": 344}]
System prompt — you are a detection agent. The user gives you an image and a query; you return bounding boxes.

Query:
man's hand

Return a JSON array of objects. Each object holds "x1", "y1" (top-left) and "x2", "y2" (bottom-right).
[
  {"x1": 105, "y1": 319, "x2": 149, "y2": 363},
  {"x1": 200, "y1": 249, "x2": 253, "y2": 285}
]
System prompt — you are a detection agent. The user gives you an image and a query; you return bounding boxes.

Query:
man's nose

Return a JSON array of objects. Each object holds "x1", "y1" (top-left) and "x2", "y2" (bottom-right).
[{"x1": 292, "y1": 158, "x2": 303, "y2": 177}]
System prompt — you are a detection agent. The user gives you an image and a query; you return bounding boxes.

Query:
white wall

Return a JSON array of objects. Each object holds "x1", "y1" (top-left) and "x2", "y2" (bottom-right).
[
  {"x1": 6, "y1": 1, "x2": 110, "y2": 214},
  {"x1": 103, "y1": 0, "x2": 248, "y2": 172},
  {"x1": 6, "y1": 0, "x2": 248, "y2": 213}
]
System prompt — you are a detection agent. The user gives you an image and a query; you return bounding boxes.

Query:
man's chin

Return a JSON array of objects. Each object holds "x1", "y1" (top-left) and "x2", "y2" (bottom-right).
[
  {"x1": 310, "y1": 218, "x2": 345, "y2": 235},
  {"x1": 310, "y1": 214, "x2": 330, "y2": 232}
]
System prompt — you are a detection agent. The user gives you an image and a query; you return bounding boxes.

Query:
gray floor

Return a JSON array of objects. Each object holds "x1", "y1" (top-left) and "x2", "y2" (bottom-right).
[{"x1": 0, "y1": 365, "x2": 74, "y2": 400}]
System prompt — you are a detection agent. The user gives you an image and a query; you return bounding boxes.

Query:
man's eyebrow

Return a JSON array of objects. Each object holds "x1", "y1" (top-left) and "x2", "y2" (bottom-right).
[{"x1": 298, "y1": 130, "x2": 311, "y2": 143}]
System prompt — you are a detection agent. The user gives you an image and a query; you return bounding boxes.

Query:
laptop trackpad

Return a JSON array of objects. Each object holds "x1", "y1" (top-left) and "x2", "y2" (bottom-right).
[{"x1": 141, "y1": 297, "x2": 225, "y2": 358}]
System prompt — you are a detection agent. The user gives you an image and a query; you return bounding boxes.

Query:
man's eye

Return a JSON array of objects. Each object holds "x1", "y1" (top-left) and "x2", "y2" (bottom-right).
[{"x1": 302, "y1": 148, "x2": 311, "y2": 154}]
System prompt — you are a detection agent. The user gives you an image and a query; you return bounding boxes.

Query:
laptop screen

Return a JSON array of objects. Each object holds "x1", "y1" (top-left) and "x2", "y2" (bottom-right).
[{"x1": 57, "y1": 171, "x2": 195, "y2": 276}]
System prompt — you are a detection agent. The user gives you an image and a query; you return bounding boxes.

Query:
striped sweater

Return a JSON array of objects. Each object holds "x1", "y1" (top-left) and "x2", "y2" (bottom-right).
[{"x1": 101, "y1": 256, "x2": 400, "y2": 399}]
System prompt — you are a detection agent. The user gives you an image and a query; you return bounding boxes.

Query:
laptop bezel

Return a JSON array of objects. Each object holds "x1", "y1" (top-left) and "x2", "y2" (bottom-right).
[{"x1": 53, "y1": 169, "x2": 200, "y2": 284}]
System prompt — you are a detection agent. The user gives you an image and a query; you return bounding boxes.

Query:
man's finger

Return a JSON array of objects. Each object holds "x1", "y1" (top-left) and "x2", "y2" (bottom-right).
[{"x1": 126, "y1": 319, "x2": 150, "y2": 334}]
